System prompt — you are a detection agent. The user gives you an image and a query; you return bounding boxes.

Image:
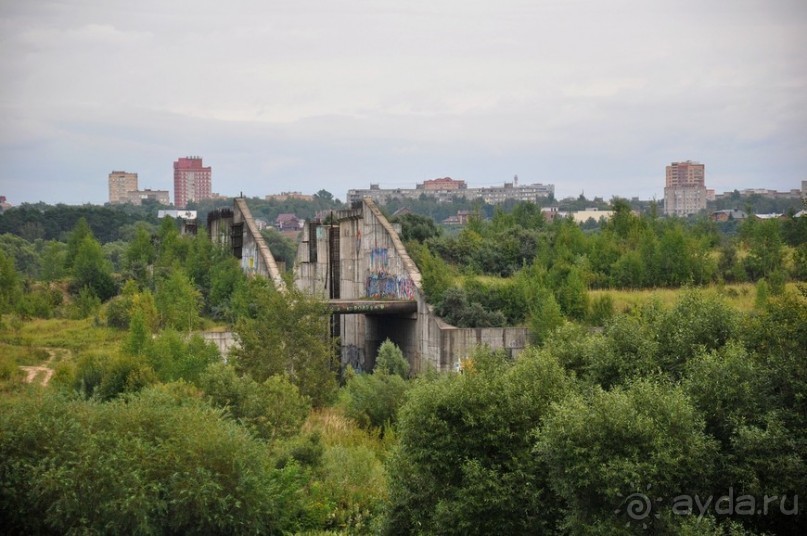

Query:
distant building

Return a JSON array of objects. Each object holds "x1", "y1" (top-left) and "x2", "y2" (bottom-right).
[
  {"x1": 442, "y1": 210, "x2": 473, "y2": 225},
  {"x1": 127, "y1": 189, "x2": 170, "y2": 206},
  {"x1": 108, "y1": 171, "x2": 139, "y2": 204},
  {"x1": 108, "y1": 170, "x2": 171, "y2": 206},
  {"x1": 713, "y1": 187, "x2": 803, "y2": 200},
  {"x1": 158, "y1": 209, "x2": 197, "y2": 220},
  {"x1": 174, "y1": 156, "x2": 212, "y2": 208},
  {"x1": 664, "y1": 161, "x2": 707, "y2": 216},
  {"x1": 571, "y1": 209, "x2": 614, "y2": 224},
  {"x1": 347, "y1": 178, "x2": 554, "y2": 205},
  {"x1": 541, "y1": 206, "x2": 561, "y2": 221},
  {"x1": 275, "y1": 213, "x2": 303, "y2": 231},
  {"x1": 265, "y1": 191, "x2": 314, "y2": 202},
  {"x1": 418, "y1": 177, "x2": 467, "y2": 191},
  {"x1": 710, "y1": 209, "x2": 747, "y2": 222},
  {"x1": 0, "y1": 195, "x2": 12, "y2": 212}
]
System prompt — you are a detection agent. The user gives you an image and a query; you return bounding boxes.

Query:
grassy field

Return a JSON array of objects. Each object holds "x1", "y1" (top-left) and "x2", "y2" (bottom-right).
[
  {"x1": 0, "y1": 316, "x2": 126, "y2": 383},
  {"x1": 588, "y1": 282, "x2": 799, "y2": 314},
  {"x1": 457, "y1": 275, "x2": 800, "y2": 315},
  {"x1": 0, "y1": 317, "x2": 125, "y2": 354}
]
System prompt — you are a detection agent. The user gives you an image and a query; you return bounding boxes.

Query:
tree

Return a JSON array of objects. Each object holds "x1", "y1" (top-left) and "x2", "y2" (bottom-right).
[
  {"x1": 743, "y1": 218, "x2": 784, "y2": 280},
  {"x1": 393, "y1": 213, "x2": 440, "y2": 243},
  {"x1": 340, "y1": 340, "x2": 410, "y2": 431},
  {"x1": 64, "y1": 216, "x2": 92, "y2": 270},
  {"x1": 146, "y1": 330, "x2": 219, "y2": 384},
  {"x1": 375, "y1": 339, "x2": 409, "y2": 378},
  {"x1": 260, "y1": 228, "x2": 297, "y2": 271},
  {"x1": 653, "y1": 290, "x2": 739, "y2": 377},
  {"x1": 71, "y1": 235, "x2": 116, "y2": 301},
  {"x1": 0, "y1": 387, "x2": 306, "y2": 533},
  {"x1": 384, "y1": 347, "x2": 573, "y2": 535},
  {"x1": 125, "y1": 224, "x2": 155, "y2": 287},
  {"x1": 535, "y1": 380, "x2": 719, "y2": 533},
  {"x1": 199, "y1": 363, "x2": 311, "y2": 441},
  {"x1": 154, "y1": 267, "x2": 202, "y2": 331},
  {"x1": 231, "y1": 278, "x2": 337, "y2": 406},
  {"x1": 406, "y1": 242, "x2": 451, "y2": 303},
  {"x1": 39, "y1": 241, "x2": 66, "y2": 282},
  {"x1": 0, "y1": 249, "x2": 21, "y2": 316}
]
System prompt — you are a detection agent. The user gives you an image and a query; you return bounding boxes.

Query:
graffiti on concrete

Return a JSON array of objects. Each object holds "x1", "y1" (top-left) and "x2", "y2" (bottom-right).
[
  {"x1": 343, "y1": 344, "x2": 365, "y2": 372},
  {"x1": 366, "y1": 272, "x2": 416, "y2": 300},
  {"x1": 370, "y1": 247, "x2": 388, "y2": 269},
  {"x1": 365, "y1": 247, "x2": 416, "y2": 299}
]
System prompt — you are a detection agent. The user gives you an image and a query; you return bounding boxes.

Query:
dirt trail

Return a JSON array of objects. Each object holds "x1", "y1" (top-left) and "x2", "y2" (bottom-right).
[
  {"x1": 19, "y1": 365, "x2": 55, "y2": 385},
  {"x1": 18, "y1": 347, "x2": 62, "y2": 386}
]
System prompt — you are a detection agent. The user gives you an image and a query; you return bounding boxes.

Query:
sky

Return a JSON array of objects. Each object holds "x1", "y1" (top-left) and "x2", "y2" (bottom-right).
[{"x1": 1, "y1": 0, "x2": 805, "y2": 206}]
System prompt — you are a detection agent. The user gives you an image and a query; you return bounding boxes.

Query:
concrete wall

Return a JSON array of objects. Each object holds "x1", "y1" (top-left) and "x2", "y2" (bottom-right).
[
  {"x1": 200, "y1": 331, "x2": 239, "y2": 360},
  {"x1": 233, "y1": 198, "x2": 286, "y2": 290},
  {"x1": 294, "y1": 198, "x2": 529, "y2": 374}
]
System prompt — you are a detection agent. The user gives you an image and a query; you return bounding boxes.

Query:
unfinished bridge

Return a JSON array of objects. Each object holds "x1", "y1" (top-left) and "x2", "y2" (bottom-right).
[{"x1": 209, "y1": 197, "x2": 527, "y2": 373}]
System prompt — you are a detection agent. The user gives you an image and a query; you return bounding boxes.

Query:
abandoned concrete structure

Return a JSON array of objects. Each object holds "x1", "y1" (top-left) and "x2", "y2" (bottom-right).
[{"x1": 210, "y1": 197, "x2": 528, "y2": 373}]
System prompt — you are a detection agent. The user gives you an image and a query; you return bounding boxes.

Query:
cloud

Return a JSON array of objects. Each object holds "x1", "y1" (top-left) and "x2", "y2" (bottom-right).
[{"x1": 0, "y1": 0, "x2": 805, "y2": 205}]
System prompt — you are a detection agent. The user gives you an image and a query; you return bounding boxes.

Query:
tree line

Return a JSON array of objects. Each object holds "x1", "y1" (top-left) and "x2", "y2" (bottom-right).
[{"x1": 397, "y1": 200, "x2": 807, "y2": 330}]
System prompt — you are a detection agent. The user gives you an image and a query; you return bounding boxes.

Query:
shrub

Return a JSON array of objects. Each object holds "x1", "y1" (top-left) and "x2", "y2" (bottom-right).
[
  {"x1": 199, "y1": 363, "x2": 311, "y2": 441},
  {"x1": 340, "y1": 371, "x2": 409, "y2": 430},
  {"x1": 0, "y1": 388, "x2": 306, "y2": 534}
]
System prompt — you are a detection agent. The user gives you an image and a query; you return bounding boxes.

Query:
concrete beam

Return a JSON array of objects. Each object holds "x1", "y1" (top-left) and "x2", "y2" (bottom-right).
[{"x1": 328, "y1": 300, "x2": 418, "y2": 315}]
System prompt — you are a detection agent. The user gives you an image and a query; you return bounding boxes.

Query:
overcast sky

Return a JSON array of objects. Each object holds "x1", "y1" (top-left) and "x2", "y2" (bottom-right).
[{"x1": 1, "y1": 0, "x2": 805, "y2": 205}]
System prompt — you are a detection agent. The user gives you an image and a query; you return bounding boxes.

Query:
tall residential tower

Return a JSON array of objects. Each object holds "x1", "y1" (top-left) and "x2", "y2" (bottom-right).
[
  {"x1": 664, "y1": 160, "x2": 706, "y2": 216},
  {"x1": 173, "y1": 156, "x2": 212, "y2": 208},
  {"x1": 108, "y1": 171, "x2": 138, "y2": 204}
]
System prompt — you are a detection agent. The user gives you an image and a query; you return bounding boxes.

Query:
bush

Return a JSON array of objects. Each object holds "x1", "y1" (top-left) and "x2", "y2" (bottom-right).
[
  {"x1": 535, "y1": 380, "x2": 719, "y2": 533},
  {"x1": 374, "y1": 339, "x2": 410, "y2": 378},
  {"x1": 105, "y1": 294, "x2": 132, "y2": 329},
  {"x1": 587, "y1": 293, "x2": 614, "y2": 326},
  {"x1": 434, "y1": 287, "x2": 507, "y2": 328},
  {"x1": 0, "y1": 388, "x2": 306, "y2": 534},
  {"x1": 385, "y1": 347, "x2": 573, "y2": 535},
  {"x1": 340, "y1": 370, "x2": 409, "y2": 430},
  {"x1": 146, "y1": 330, "x2": 220, "y2": 384},
  {"x1": 199, "y1": 363, "x2": 311, "y2": 441}
]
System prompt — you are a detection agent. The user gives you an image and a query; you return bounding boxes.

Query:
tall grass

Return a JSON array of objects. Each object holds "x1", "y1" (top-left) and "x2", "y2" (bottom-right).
[{"x1": 588, "y1": 282, "x2": 793, "y2": 314}]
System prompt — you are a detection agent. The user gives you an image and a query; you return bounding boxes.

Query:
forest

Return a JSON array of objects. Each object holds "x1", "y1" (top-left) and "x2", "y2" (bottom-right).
[{"x1": 0, "y1": 199, "x2": 805, "y2": 534}]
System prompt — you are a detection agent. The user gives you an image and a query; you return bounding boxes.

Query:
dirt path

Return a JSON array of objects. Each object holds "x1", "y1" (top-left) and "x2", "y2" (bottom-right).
[
  {"x1": 19, "y1": 365, "x2": 55, "y2": 385},
  {"x1": 18, "y1": 347, "x2": 63, "y2": 386}
]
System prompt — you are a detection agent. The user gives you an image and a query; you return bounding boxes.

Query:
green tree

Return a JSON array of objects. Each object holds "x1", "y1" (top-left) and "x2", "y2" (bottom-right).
[
  {"x1": 384, "y1": 347, "x2": 573, "y2": 535},
  {"x1": 535, "y1": 380, "x2": 718, "y2": 533},
  {"x1": 199, "y1": 363, "x2": 311, "y2": 441},
  {"x1": 71, "y1": 234, "x2": 116, "y2": 301},
  {"x1": 154, "y1": 267, "x2": 202, "y2": 331},
  {"x1": 124, "y1": 309, "x2": 150, "y2": 356},
  {"x1": 39, "y1": 241, "x2": 66, "y2": 282},
  {"x1": 0, "y1": 386, "x2": 306, "y2": 534},
  {"x1": 393, "y1": 213, "x2": 440, "y2": 243},
  {"x1": 146, "y1": 330, "x2": 220, "y2": 384},
  {"x1": 231, "y1": 278, "x2": 337, "y2": 406},
  {"x1": 374, "y1": 339, "x2": 410, "y2": 378},
  {"x1": 340, "y1": 369, "x2": 409, "y2": 431},
  {"x1": 64, "y1": 216, "x2": 92, "y2": 270},
  {"x1": 653, "y1": 290, "x2": 739, "y2": 377},
  {"x1": 743, "y1": 218, "x2": 784, "y2": 279},
  {"x1": 0, "y1": 250, "x2": 21, "y2": 316},
  {"x1": 124, "y1": 224, "x2": 155, "y2": 287}
]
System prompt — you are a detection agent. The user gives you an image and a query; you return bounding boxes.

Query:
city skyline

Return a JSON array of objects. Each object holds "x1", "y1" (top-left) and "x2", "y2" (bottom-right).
[{"x1": 1, "y1": 0, "x2": 806, "y2": 205}]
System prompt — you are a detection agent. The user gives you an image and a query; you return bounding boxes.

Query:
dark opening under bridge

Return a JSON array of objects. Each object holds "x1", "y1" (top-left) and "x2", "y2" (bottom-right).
[{"x1": 209, "y1": 197, "x2": 527, "y2": 373}]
